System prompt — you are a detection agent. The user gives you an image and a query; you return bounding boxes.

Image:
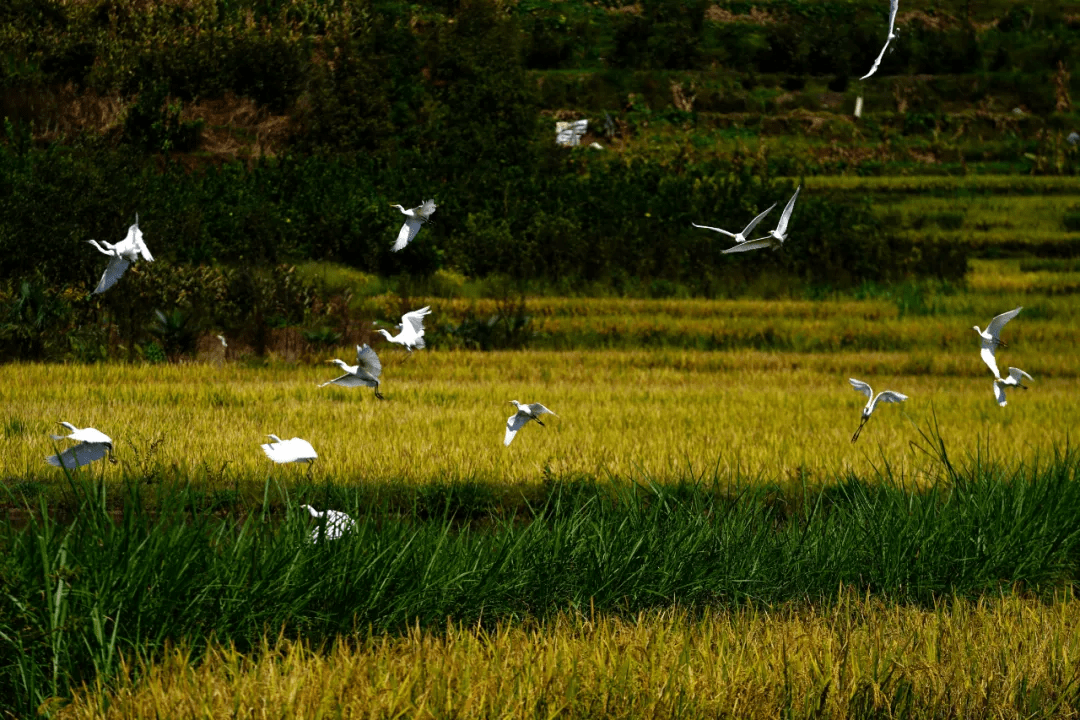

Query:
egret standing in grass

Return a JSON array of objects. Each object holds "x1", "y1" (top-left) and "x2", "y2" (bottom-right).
[
  {"x1": 504, "y1": 400, "x2": 558, "y2": 446},
  {"x1": 390, "y1": 199, "x2": 437, "y2": 251},
  {"x1": 301, "y1": 504, "x2": 356, "y2": 542},
  {"x1": 849, "y1": 379, "x2": 908, "y2": 443},
  {"x1": 88, "y1": 215, "x2": 154, "y2": 293},
  {"x1": 861, "y1": 0, "x2": 900, "y2": 80},
  {"x1": 993, "y1": 367, "x2": 1034, "y2": 407},
  {"x1": 974, "y1": 306, "x2": 1022, "y2": 379},
  {"x1": 692, "y1": 203, "x2": 776, "y2": 247},
  {"x1": 378, "y1": 306, "x2": 432, "y2": 353},
  {"x1": 319, "y1": 344, "x2": 384, "y2": 399},
  {"x1": 46, "y1": 422, "x2": 116, "y2": 468},
  {"x1": 261, "y1": 435, "x2": 318, "y2": 464},
  {"x1": 722, "y1": 185, "x2": 801, "y2": 254}
]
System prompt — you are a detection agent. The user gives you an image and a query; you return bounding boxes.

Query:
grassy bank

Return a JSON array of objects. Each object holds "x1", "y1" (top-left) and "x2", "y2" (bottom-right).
[{"x1": 5, "y1": 452, "x2": 1080, "y2": 715}]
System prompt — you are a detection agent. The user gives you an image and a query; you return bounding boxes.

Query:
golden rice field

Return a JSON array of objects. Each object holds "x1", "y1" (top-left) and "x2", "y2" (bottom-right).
[
  {"x1": 2, "y1": 343, "x2": 1077, "y2": 491},
  {"x1": 57, "y1": 592, "x2": 1080, "y2": 719}
]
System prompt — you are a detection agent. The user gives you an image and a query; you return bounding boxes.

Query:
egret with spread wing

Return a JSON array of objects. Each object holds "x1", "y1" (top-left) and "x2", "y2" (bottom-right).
[
  {"x1": 849, "y1": 378, "x2": 908, "y2": 443},
  {"x1": 46, "y1": 422, "x2": 116, "y2": 468},
  {"x1": 390, "y1": 199, "x2": 437, "y2": 251},
  {"x1": 261, "y1": 435, "x2": 318, "y2": 464},
  {"x1": 505, "y1": 400, "x2": 558, "y2": 446},
  {"x1": 861, "y1": 0, "x2": 900, "y2": 80},
  {"x1": 319, "y1": 343, "x2": 384, "y2": 399},
  {"x1": 378, "y1": 306, "x2": 432, "y2": 352},
  {"x1": 993, "y1": 367, "x2": 1033, "y2": 407},
  {"x1": 974, "y1": 307, "x2": 1022, "y2": 379},
  {"x1": 692, "y1": 203, "x2": 776, "y2": 246},
  {"x1": 301, "y1": 504, "x2": 355, "y2": 542},
  {"x1": 723, "y1": 185, "x2": 801, "y2": 254},
  {"x1": 88, "y1": 215, "x2": 154, "y2": 293}
]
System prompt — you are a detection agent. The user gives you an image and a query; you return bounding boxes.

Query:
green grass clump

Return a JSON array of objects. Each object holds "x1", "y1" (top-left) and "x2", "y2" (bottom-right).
[{"x1": 4, "y1": 442, "x2": 1080, "y2": 714}]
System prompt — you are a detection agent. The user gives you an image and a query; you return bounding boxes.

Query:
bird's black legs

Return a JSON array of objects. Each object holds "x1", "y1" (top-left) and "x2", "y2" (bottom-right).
[
  {"x1": 374, "y1": 385, "x2": 385, "y2": 400},
  {"x1": 535, "y1": 418, "x2": 545, "y2": 427},
  {"x1": 851, "y1": 419, "x2": 868, "y2": 443}
]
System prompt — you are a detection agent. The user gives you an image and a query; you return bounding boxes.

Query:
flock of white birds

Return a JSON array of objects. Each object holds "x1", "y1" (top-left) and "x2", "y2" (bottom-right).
[{"x1": 55, "y1": 3, "x2": 1023, "y2": 538}]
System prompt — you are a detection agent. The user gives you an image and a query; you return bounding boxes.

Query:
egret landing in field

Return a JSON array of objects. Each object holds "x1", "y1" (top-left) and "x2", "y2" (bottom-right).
[
  {"x1": 88, "y1": 215, "x2": 154, "y2": 293},
  {"x1": 378, "y1": 306, "x2": 432, "y2": 353},
  {"x1": 46, "y1": 422, "x2": 116, "y2": 468},
  {"x1": 993, "y1": 367, "x2": 1033, "y2": 407},
  {"x1": 319, "y1": 344, "x2": 384, "y2": 399},
  {"x1": 505, "y1": 401, "x2": 558, "y2": 446},
  {"x1": 849, "y1": 379, "x2": 908, "y2": 443},
  {"x1": 692, "y1": 203, "x2": 776, "y2": 246},
  {"x1": 301, "y1": 505, "x2": 356, "y2": 542},
  {"x1": 722, "y1": 185, "x2": 801, "y2": 253},
  {"x1": 861, "y1": 0, "x2": 900, "y2": 80},
  {"x1": 261, "y1": 435, "x2": 318, "y2": 464},
  {"x1": 390, "y1": 199, "x2": 437, "y2": 251},
  {"x1": 975, "y1": 306, "x2": 1022, "y2": 379}
]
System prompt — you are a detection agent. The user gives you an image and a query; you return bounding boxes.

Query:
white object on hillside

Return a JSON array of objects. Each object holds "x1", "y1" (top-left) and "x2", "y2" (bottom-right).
[
  {"x1": 849, "y1": 379, "x2": 908, "y2": 443},
  {"x1": 861, "y1": 0, "x2": 899, "y2": 80},
  {"x1": 854, "y1": 95, "x2": 864, "y2": 118},
  {"x1": 974, "y1": 307, "x2": 1022, "y2": 379},
  {"x1": 693, "y1": 203, "x2": 776, "y2": 247},
  {"x1": 261, "y1": 435, "x2": 318, "y2": 464},
  {"x1": 556, "y1": 120, "x2": 588, "y2": 147},
  {"x1": 46, "y1": 422, "x2": 115, "y2": 468},
  {"x1": 505, "y1": 400, "x2": 558, "y2": 446},
  {"x1": 217, "y1": 334, "x2": 228, "y2": 348},
  {"x1": 390, "y1": 199, "x2": 437, "y2": 251},
  {"x1": 993, "y1": 367, "x2": 1033, "y2": 407},
  {"x1": 319, "y1": 344, "x2": 384, "y2": 399},
  {"x1": 378, "y1": 306, "x2": 432, "y2": 352},
  {"x1": 723, "y1": 185, "x2": 801, "y2": 254},
  {"x1": 88, "y1": 215, "x2": 154, "y2": 293},
  {"x1": 301, "y1": 504, "x2": 356, "y2": 542}
]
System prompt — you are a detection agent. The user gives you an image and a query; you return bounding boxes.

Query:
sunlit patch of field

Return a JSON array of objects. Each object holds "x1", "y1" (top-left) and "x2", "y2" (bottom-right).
[
  {"x1": 58, "y1": 592, "x2": 1080, "y2": 720},
  {"x1": 2, "y1": 347, "x2": 1077, "y2": 492}
]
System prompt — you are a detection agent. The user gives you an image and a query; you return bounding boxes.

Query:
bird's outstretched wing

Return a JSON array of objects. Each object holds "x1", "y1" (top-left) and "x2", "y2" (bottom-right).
[
  {"x1": 886, "y1": 0, "x2": 899, "y2": 37},
  {"x1": 392, "y1": 218, "x2": 424, "y2": 251},
  {"x1": 416, "y1": 199, "x2": 437, "y2": 219},
  {"x1": 849, "y1": 378, "x2": 874, "y2": 399},
  {"x1": 722, "y1": 237, "x2": 772, "y2": 254},
  {"x1": 741, "y1": 203, "x2": 777, "y2": 237},
  {"x1": 46, "y1": 442, "x2": 108, "y2": 468},
  {"x1": 261, "y1": 440, "x2": 290, "y2": 463},
  {"x1": 860, "y1": 36, "x2": 892, "y2": 80},
  {"x1": 319, "y1": 373, "x2": 371, "y2": 388},
  {"x1": 402, "y1": 307, "x2": 431, "y2": 335},
  {"x1": 993, "y1": 380, "x2": 1007, "y2": 407},
  {"x1": 1006, "y1": 367, "x2": 1033, "y2": 384},
  {"x1": 874, "y1": 390, "x2": 907, "y2": 405},
  {"x1": 775, "y1": 185, "x2": 801, "y2": 236},
  {"x1": 356, "y1": 344, "x2": 382, "y2": 377},
  {"x1": 986, "y1": 307, "x2": 1022, "y2": 340},
  {"x1": 504, "y1": 412, "x2": 531, "y2": 446},
  {"x1": 980, "y1": 347, "x2": 1001, "y2": 379},
  {"x1": 691, "y1": 223, "x2": 737, "y2": 238},
  {"x1": 531, "y1": 403, "x2": 557, "y2": 418},
  {"x1": 94, "y1": 256, "x2": 131, "y2": 294}
]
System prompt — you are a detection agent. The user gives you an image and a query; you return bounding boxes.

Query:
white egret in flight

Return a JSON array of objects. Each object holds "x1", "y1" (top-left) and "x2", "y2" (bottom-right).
[
  {"x1": 301, "y1": 504, "x2": 356, "y2": 542},
  {"x1": 723, "y1": 185, "x2": 801, "y2": 253},
  {"x1": 974, "y1": 307, "x2": 1022, "y2": 379},
  {"x1": 378, "y1": 306, "x2": 432, "y2": 352},
  {"x1": 319, "y1": 343, "x2": 384, "y2": 399},
  {"x1": 261, "y1": 435, "x2": 318, "y2": 464},
  {"x1": 993, "y1": 367, "x2": 1033, "y2": 407},
  {"x1": 505, "y1": 400, "x2": 558, "y2": 446},
  {"x1": 861, "y1": 0, "x2": 900, "y2": 80},
  {"x1": 46, "y1": 422, "x2": 115, "y2": 468},
  {"x1": 216, "y1": 334, "x2": 227, "y2": 348},
  {"x1": 88, "y1": 215, "x2": 154, "y2": 293},
  {"x1": 849, "y1": 378, "x2": 908, "y2": 443},
  {"x1": 692, "y1": 203, "x2": 776, "y2": 246},
  {"x1": 390, "y1": 199, "x2": 437, "y2": 251}
]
